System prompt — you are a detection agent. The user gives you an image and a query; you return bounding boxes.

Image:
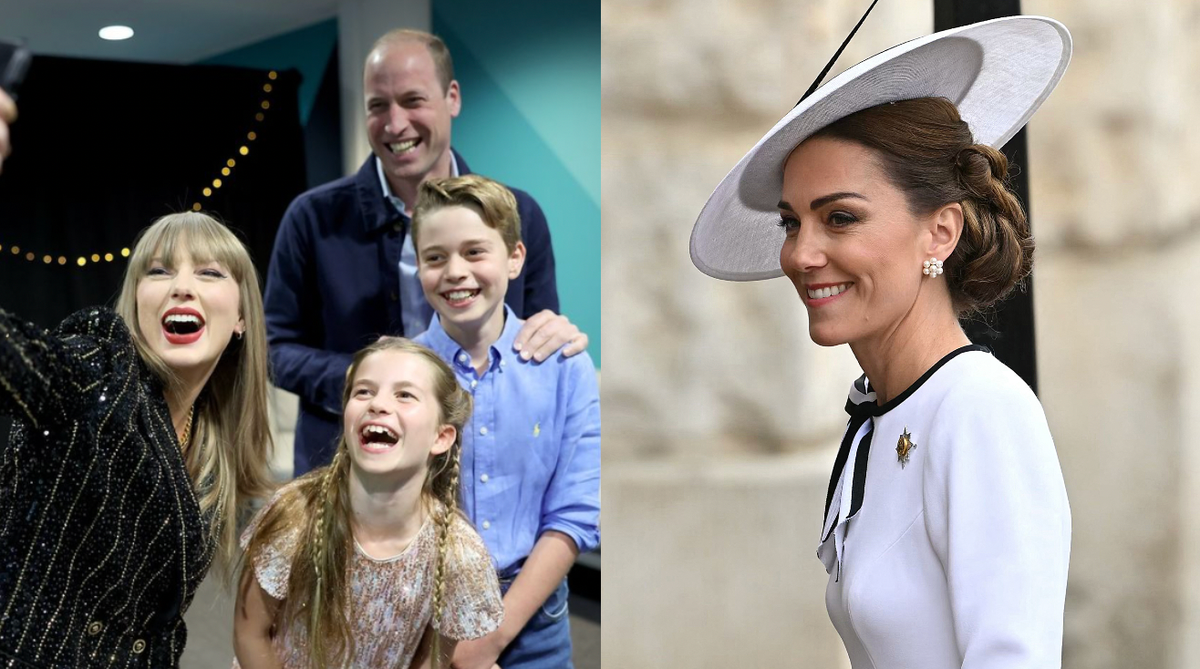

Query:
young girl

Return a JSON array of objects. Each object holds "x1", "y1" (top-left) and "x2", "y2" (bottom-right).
[{"x1": 233, "y1": 338, "x2": 503, "y2": 669}]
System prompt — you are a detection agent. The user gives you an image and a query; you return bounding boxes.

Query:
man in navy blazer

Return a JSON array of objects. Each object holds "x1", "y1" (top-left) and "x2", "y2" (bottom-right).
[{"x1": 264, "y1": 29, "x2": 587, "y2": 475}]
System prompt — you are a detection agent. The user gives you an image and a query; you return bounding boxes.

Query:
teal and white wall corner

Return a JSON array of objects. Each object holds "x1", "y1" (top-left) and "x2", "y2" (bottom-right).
[{"x1": 211, "y1": 0, "x2": 599, "y2": 368}]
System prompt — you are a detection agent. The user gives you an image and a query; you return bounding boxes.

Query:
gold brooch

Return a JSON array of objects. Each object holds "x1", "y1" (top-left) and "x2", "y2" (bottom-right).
[{"x1": 896, "y1": 427, "x2": 916, "y2": 468}]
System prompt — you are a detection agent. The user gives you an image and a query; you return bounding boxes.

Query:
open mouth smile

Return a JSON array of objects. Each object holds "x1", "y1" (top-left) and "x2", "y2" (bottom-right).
[
  {"x1": 441, "y1": 288, "x2": 480, "y2": 308},
  {"x1": 359, "y1": 423, "x2": 401, "y2": 454},
  {"x1": 388, "y1": 138, "x2": 420, "y2": 156},
  {"x1": 805, "y1": 282, "x2": 853, "y2": 306},
  {"x1": 161, "y1": 307, "x2": 206, "y2": 345}
]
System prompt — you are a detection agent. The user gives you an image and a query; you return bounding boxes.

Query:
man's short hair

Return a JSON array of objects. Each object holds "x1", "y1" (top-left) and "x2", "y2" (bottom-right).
[{"x1": 369, "y1": 29, "x2": 455, "y2": 94}]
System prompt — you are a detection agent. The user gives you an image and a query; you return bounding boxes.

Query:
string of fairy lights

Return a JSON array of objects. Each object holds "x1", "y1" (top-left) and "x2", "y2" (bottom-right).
[{"x1": 1, "y1": 70, "x2": 278, "y2": 269}]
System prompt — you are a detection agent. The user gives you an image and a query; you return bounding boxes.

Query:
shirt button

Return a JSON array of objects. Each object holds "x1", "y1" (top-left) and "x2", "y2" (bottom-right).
[
  {"x1": 500, "y1": 360, "x2": 506, "y2": 367},
  {"x1": 393, "y1": 222, "x2": 403, "y2": 232},
  {"x1": 480, "y1": 474, "x2": 489, "y2": 483},
  {"x1": 470, "y1": 380, "x2": 478, "y2": 389},
  {"x1": 480, "y1": 426, "x2": 488, "y2": 435},
  {"x1": 482, "y1": 520, "x2": 491, "y2": 530},
  {"x1": 458, "y1": 354, "x2": 469, "y2": 363},
  {"x1": 390, "y1": 291, "x2": 399, "y2": 302}
]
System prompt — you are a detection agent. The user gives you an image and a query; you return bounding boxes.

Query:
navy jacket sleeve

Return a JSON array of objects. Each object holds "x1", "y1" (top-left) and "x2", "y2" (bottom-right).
[
  {"x1": 514, "y1": 190, "x2": 560, "y2": 316},
  {"x1": 264, "y1": 198, "x2": 353, "y2": 417}
]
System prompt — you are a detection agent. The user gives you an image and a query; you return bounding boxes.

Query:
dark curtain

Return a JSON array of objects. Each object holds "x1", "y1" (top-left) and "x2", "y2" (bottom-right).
[
  {"x1": 934, "y1": 0, "x2": 1039, "y2": 395},
  {"x1": 0, "y1": 55, "x2": 307, "y2": 329}
]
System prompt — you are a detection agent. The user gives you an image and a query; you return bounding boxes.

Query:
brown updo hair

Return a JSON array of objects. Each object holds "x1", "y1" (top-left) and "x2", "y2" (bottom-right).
[{"x1": 810, "y1": 97, "x2": 1033, "y2": 315}]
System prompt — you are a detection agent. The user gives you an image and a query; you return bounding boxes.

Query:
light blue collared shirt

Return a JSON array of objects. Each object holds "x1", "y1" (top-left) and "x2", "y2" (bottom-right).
[
  {"x1": 375, "y1": 155, "x2": 461, "y2": 337},
  {"x1": 415, "y1": 306, "x2": 601, "y2": 574}
]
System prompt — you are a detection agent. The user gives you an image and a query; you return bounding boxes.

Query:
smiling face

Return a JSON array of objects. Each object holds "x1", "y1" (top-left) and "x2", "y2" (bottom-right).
[
  {"x1": 364, "y1": 40, "x2": 461, "y2": 193},
  {"x1": 416, "y1": 204, "x2": 525, "y2": 344},
  {"x1": 779, "y1": 136, "x2": 941, "y2": 347},
  {"x1": 135, "y1": 246, "x2": 244, "y2": 379},
  {"x1": 343, "y1": 349, "x2": 455, "y2": 480}
]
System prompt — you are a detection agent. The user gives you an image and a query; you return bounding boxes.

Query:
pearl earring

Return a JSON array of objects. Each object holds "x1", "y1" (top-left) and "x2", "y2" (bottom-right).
[{"x1": 922, "y1": 257, "x2": 943, "y2": 277}]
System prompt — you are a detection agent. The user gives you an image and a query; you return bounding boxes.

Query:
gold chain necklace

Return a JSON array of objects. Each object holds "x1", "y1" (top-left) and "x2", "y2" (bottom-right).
[{"x1": 179, "y1": 404, "x2": 195, "y2": 449}]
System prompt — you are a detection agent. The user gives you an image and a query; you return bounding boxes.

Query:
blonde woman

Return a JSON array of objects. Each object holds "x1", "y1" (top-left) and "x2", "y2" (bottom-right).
[
  {"x1": 233, "y1": 338, "x2": 502, "y2": 669},
  {"x1": 0, "y1": 212, "x2": 275, "y2": 667}
]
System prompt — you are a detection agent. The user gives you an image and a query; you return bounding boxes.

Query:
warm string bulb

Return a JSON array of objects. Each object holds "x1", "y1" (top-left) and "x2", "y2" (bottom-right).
[
  {"x1": 3, "y1": 71, "x2": 277, "y2": 265},
  {"x1": 193, "y1": 71, "x2": 274, "y2": 211}
]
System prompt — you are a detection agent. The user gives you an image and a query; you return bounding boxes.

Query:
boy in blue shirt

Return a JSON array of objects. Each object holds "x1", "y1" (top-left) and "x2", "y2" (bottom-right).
[{"x1": 412, "y1": 175, "x2": 600, "y2": 669}]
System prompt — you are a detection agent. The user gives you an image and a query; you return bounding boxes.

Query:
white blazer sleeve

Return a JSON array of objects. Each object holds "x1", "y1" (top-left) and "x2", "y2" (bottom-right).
[{"x1": 922, "y1": 376, "x2": 1071, "y2": 668}]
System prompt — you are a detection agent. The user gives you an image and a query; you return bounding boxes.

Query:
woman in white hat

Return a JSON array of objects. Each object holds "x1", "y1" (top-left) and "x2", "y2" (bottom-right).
[{"x1": 691, "y1": 15, "x2": 1073, "y2": 669}]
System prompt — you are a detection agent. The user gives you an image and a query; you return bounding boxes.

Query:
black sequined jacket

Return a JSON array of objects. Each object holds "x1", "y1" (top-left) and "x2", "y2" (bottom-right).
[{"x1": 0, "y1": 307, "x2": 214, "y2": 668}]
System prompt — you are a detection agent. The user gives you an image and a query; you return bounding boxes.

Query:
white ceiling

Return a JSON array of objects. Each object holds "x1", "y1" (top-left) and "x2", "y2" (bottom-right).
[{"x1": 0, "y1": 0, "x2": 339, "y2": 64}]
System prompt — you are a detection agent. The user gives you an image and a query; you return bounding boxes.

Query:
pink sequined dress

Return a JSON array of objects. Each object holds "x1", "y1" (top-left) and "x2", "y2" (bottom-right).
[{"x1": 233, "y1": 486, "x2": 503, "y2": 668}]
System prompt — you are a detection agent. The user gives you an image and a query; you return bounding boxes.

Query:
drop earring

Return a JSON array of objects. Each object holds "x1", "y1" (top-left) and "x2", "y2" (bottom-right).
[{"x1": 922, "y1": 257, "x2": 943, "y2": 277}]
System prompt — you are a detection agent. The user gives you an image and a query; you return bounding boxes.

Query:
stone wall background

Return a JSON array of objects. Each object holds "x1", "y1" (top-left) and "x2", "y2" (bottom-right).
[{"x1": 602, "y1": 0, "x2": 1200, "y2": 666}]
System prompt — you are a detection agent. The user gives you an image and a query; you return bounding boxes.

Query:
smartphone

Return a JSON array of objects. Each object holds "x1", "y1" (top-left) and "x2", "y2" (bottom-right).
[{"x1": 0, "y1": 40, "x2": 31, "y2": 99}]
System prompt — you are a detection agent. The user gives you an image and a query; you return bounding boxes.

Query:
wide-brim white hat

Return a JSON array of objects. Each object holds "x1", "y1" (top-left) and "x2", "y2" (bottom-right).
[{"x1": 689, "y1": 15, "x2": 1072, "y2": 281}]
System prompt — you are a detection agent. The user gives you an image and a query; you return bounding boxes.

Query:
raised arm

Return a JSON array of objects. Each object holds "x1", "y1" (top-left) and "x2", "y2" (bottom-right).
[
  {"x1": 0, "y1": 307, "x2": 126, "y2": 427},
  {"x1": 0, "y1": 86, "x2": 15, "y2": 173},
  {"x1": 264, "y1": 200, "x2": 354, "y2": 417}
]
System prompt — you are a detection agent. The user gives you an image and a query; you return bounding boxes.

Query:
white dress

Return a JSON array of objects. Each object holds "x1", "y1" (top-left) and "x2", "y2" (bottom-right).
[{"x1": 818, "y1": 346, "x2": 1071, "y2": 669}]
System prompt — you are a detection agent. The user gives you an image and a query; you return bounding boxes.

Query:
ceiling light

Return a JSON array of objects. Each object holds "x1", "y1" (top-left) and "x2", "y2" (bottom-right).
[{"x1": 99, "y1": 25, "x2": 134, "y2": 41}]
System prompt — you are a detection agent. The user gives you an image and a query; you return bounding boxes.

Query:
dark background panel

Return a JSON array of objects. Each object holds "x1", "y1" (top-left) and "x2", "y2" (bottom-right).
[
  {"x1": 0, "y1": 55, "x2": 307, "y2": 329},
  {"x1": 935, "y1": 0, "x2": 1039, "y2": 395}
]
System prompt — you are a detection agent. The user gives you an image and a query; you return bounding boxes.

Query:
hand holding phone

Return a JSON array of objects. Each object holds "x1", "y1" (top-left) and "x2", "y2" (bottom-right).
[
  {"x1": 0, "y1": 40, "x2": 29, "y2": 173},
  {"x1": 0, "y1": 87, "x2": 15, "y2": 173}
]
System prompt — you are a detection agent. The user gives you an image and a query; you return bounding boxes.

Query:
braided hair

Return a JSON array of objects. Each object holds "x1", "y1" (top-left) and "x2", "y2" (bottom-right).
[{"x1": 240, "y1": 337, "x2": 472, "y2": 669}]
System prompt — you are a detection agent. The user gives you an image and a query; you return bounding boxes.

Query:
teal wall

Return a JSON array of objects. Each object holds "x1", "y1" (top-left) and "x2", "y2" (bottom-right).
[
  {"x1": 201, "y1": 19, "x2": 338, "y2": 125},
  {"x1": 433, "y1": 1, "x2": 600, "y2": 367},
  {"x1": 203, "y1": 8, "x2": 600, "y2": 366}
]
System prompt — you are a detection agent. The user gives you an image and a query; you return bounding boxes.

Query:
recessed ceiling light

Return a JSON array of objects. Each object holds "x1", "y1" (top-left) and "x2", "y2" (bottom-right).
[{"x1": 99, "y1": 25, "x2": 134, "y2": 41}]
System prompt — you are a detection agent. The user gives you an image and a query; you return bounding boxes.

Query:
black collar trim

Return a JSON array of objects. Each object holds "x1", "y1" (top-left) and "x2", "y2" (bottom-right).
[{"x1": 867, "y1": 344, "x2": 988, "y2": 417}]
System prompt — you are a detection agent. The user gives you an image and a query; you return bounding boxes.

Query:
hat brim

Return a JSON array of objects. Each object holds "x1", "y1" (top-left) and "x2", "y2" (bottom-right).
[{"x1": 690, "y1": 15, "x2": 1071, "y2": 282}]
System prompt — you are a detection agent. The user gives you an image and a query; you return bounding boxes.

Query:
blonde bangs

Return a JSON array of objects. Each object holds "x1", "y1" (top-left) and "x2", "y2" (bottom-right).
[{"x1": 126, "y1": 212, "x2": 254, "y2": 282}]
